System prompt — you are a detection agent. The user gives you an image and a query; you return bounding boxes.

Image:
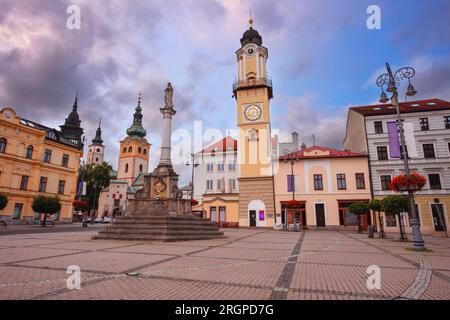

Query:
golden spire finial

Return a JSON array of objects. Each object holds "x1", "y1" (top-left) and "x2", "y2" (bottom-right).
[{"x1": 249, "y1": 9, "x2": 253, "y2": 28}]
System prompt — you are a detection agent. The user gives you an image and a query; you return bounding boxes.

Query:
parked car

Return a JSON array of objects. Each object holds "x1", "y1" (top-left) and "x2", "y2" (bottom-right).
[
  {"x1": 94, "y1": 217, "x2": 104, "y2": 224},
  {"x1": 85, "y1": 217, "x2": 93, "y2": 223},
  {"x1": 103, "y1": 217, "x2": 113, "y2": 224}
]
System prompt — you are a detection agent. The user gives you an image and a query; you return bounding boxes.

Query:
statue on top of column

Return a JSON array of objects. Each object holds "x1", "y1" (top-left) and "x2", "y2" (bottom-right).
[{"x1": 164, "y1": 82, "x2": 173, "y2": 107}]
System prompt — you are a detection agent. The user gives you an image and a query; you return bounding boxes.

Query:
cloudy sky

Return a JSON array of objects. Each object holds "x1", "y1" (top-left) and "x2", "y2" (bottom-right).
[{"x1": 1, "y1": 0, "x2": 449, "y2": 185}]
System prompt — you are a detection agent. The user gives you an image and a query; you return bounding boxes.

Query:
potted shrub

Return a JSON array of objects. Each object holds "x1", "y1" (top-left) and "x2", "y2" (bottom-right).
[
  {"x1": 390, "y1": 172, "x2": 426, "y2": 193},
  {"x1": 32, "y1": 195, "x2": 61, "y2": 227},
  {"x1": 381, "y1": 195, "x2": 409, "y2": 241},
  {"x1": 349, "y1": 202, "x2": 370, "y2": 233}
]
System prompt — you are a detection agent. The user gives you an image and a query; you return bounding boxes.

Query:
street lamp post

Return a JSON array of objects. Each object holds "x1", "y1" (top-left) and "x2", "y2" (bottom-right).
[
  {"x1": 376, "y1": 62, "x2": 426, "y2": 251},
  {"x1": 283, "y1": 151, "x2": 300, "y2": 231},
  {"x1": 186, "y1": 153, "x2": 200, "y2": 203}
]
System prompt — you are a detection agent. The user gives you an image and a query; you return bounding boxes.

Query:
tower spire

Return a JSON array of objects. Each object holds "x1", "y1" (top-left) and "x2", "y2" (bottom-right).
[
  {"x1": 126, "y1": 93, "x2": 147, "y2": 138},
  {"x1": 249, "y1": 9, "x2": 253, "y2": 28}
]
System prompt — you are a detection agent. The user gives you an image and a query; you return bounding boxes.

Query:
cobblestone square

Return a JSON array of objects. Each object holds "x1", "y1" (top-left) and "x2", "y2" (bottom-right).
[{"x1": 1, "y1": 228, "x2": 449, "y2": 300}]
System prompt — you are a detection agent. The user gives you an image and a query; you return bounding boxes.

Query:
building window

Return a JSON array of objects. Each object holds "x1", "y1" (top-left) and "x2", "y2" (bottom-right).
[
  {"x1": 12, "y1": 203, "x2": 23, "y2": 220},
  {"x1": 20, "y1": 175, "x2": 29, "y2": 190},
  {"x1": 313, "y1": 174, "x2": 323, "y2": 191},
  {"x1": 228, "y1": 162, "x2": 236, "y2": 171},
  {"x1": 143, "y1": 149, "x2": 147, "y2": 155},
  {"x1": 217, "y1": 179, "x2": 222, "y2": 191},
  {"x1": 385, "y1": 213, "x2": 397, "y2": 227},
  {"x1": 58, "y1": 180, "x2": 65, "y2": 195},
  {"x1": 374, "y1": 121, "x2": 383, "y2": 134},
  {"x1": 39, "y1": 177, "x2": 47, "y2": 192},
  {"x1": 0, "y1": 138, "x2": 6, "y2": 153},
  {"x1": 380, "y1": 175, "x2": 392, "y2": 191},
  {"x1": 219, "y1": 206, "x2": 226, "y2": 222},
  {"x1": 128, "y1": 147, "x2": 132, "y2": 152},
  {"x1": 25, "y1": 145, "x2": 33, "y2": 159},
  {"x1": 444, "y1": 116, "x2": 450, "y2": 129},
  {"x1": 123, "y1": 147, "x2": 126, "y2": 153},
  {"x1": 95, "y1": 158, "x2": 99, "y2": 162},
  {"x1": 287, "y1": 175, "x2": 295, "y2": 192},
  {"x1": 139, "y1": 164, "x2": 143, "y2": 172},
  {"x1": 355, "y1": 173, "x2": 366, "y2": 189},
  {"x1": 206, "y1": 180, "x2": 213, "y2": 191},
  {"x1": 229, "y1": 179, "x2": 236, "y2": 191},
  {"x1": 422, "y1": 144, "x2": 435, "y2": 159},
  {"x1": 419, "y1": 118, "x2": 429, "y2": 131},
  {"x1": 43, "y1": 149, "x2": 52, "y2": 163},
  {"x1": 337, "y1": 174, "x2": 346, "y2": 190},
  {"x1": 428, "y1": 174, "x2": 442, "y2": 189},
  {"x1": 217, "y1": 163, "x2": 225, "y2": 172},
  {"x1": 125, "y1": 163, "x2": 129, "y2": 173},
  {"x1": 62, "y1": 154, "x2": 69, "y2": 167},
  {"x1": 377, "y1": 146, "x2": 388, "y2": 160},
  {"x1": 207, "y1": 163, "x2": 214, "y2": 172},
  {"x1": 210, "y1": 207, "x2": 217, "y2": 222},
  {"x1": 138, "y1": 147, "x2": 142, "y2": 153}
]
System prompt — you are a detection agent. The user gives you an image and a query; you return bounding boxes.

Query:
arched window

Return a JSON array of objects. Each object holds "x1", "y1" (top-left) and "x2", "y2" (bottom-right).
[
  {"x1": 138, "y1": 147, "x2": 142, "y2": 153},
  {"x1": 143, "y1": 149, "x2": 147, "y2": 155},
  {"x1": 128, "y1": 147, "x2": 132, "y2": 152},
  {"x1": 139, "y1": 164, "x2": 143, "y2": 172},
  {"x1": 0, "y1": 138, "x2": 6, "y2": 153},
  {"x1": 96, "y1": 148, "x2": 100, "y2": 152},
  {"x1": 123, "y1": 147, "x2": 126, "y2": 153},
  {"x1": 125, "y1": 163, "x2": 129, "y2": 173},
  {"x1": 25, "y1": 145, "x2": 33, "y2": 159}
]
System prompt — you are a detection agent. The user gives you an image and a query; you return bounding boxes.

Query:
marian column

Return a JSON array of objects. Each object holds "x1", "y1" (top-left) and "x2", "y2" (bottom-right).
[{"x1": 159, "y1": 83, "x2": 176, "y2": 166}]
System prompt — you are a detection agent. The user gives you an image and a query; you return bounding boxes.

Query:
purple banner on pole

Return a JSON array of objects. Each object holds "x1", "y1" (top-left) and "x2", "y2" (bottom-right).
[
  {"x1": 76, "y1": 181, "x2": 83, "y2": 197},
  {"x1": 387, "y1": 121, "x2": 401, "y2": 158}
]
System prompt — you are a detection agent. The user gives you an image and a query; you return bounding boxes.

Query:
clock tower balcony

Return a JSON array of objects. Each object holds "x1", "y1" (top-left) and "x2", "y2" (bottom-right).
[{"x1": 232, "y1": 76, "x2": 273, "y2": 100}]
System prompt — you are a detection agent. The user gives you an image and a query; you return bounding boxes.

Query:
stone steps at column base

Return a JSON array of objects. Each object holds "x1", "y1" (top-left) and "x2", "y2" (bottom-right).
[
  {"x1": 92, "y1": 214, "x2": 224, "y2": 241},
  {"x1": 93, "y1": 231, "x2": 224, "y2": 241}
]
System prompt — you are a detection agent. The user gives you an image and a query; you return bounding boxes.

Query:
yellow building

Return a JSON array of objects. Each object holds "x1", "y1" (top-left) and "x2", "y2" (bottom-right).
[
  {"x1": 234, "y1": 18, "x2": 275, "y2": 228},
  {"x1": 275, "y1": 146, "x2": 371, "y2": 230},
  {"x1": 0, "y1": 98, "x2": 84, "y2": 224}
]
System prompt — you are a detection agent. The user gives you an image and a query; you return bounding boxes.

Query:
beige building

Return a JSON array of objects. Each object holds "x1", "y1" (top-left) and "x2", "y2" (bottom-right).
[
  {"x1": 344, "y1": 99, "x2": 450, "y2": 236},
  {"x1": 194, "y1": 136, "x2": 240, "y2": 227},
  {"x1": 0, "y1": 99, "x2": 84, "y2": 224},
  {"x1": 275, "y1": 146, "x2": 371, "y2": 230}
]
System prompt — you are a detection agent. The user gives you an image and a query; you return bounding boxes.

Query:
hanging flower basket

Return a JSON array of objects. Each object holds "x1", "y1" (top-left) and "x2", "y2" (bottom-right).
[
  {"x1": 286, "y1": 200, "x2": 302, "y2": 207},
  {"x1": 191, "y1": 199, "x2": 199, "y2": 206},
  {"x1": 389, "y1": 172, "x2": 426, "y2": 193}
]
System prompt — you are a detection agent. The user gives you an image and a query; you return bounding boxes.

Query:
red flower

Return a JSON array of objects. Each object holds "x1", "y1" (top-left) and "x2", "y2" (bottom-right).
[
  {"x1": 389, "y1": 172, "x2": 427, "y2": 193},
  {"x1": 191, "y1": 199, "x2": 199, "y2": 206}
]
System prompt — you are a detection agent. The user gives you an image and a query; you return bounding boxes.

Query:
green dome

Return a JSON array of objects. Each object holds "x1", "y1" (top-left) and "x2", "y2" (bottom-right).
[{"x1": 126, "y1": 95, "x2": 147, "y2": 138}]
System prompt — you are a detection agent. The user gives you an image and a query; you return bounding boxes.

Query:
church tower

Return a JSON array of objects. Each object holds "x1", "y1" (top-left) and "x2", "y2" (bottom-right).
[
  {"x1": 234, "y1": 17, "x2": 275, "y2": 227},
  {"x1": 117, "y1": 94, "x2": 151, "y2": 185},
  {"x1": 87, "y1": 119, "x2": 105, "y2": 165},
  {"x1": 60, "y1": 92, "x2": 84, "y2": 148}
]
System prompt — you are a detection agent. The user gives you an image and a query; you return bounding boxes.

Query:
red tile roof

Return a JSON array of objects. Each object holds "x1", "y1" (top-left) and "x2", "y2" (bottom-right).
[
  {"x1": 279, "y1": 146, "x2": 366, "y2": 160},
  {"x1": 200, "y1": 136, "x2": 237, "y2": 154},
  {"x1": 350, "y1": 99, "x2": 450, "y2": 116}
]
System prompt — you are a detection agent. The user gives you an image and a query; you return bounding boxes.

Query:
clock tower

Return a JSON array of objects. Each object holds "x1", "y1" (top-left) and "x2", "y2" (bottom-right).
[{"x1": 234, "y1": 17, "x2": 275, "y2": 227}]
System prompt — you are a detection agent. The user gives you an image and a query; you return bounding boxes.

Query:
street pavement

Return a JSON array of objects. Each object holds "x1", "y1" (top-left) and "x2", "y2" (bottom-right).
[{"x1": 0, "y1": 227, "x2": 449, "y2": 300}]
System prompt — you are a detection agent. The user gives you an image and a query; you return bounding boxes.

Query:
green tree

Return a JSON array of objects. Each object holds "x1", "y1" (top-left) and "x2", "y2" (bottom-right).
[
  {"x1": 369, "y1": 199, "x2": 385, "y2": 238},
  {"x1": 77, "y1": 162, "x2": 113, "y2": 212},
  {"x1": 349, "y1": 202, "x2": 370, "y2": 233},
  {"x1": 381, "y1": 195, "x2": 409, "y2": 241},
  {"x1": 32, "y1": 195, "x2": 61, "y2": 227},
  {"x1": 0, "y1": 194, "x2": 8, "y2": 211}
]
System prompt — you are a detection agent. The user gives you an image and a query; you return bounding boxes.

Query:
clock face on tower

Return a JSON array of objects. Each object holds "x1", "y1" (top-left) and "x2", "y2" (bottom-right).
[
  {"x1": 246, "y1": 48, "x2": 255, "y2": 56},
  {"x1": 244, "y1": 104, "x2": 262, "y2": 121}
]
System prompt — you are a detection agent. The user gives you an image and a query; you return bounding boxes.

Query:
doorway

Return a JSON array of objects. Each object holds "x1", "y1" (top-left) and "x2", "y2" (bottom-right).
[
  {"x1": 249, "y1": 210, "x2": 256, "y2": 227},
  {"x1": 431, "y1": 204, "x2": 447, "y2": 232},
  {"x1": 315, "y1": 203, "x2": 326, "y2": 227}
]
